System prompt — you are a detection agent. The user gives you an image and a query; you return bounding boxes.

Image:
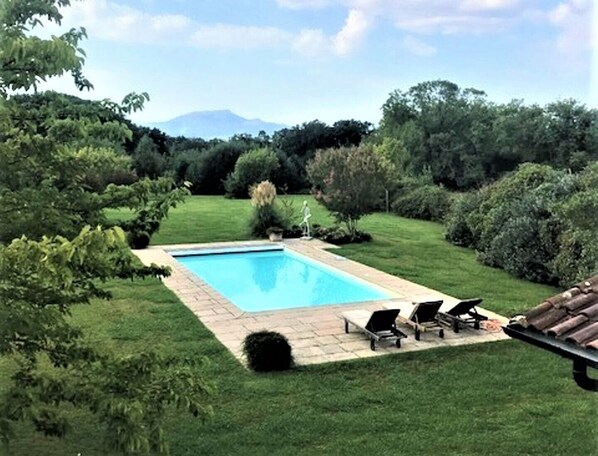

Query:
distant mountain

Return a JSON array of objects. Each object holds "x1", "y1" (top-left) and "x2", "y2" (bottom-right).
[{"x1": 146, "y1": 110, "x2": 287, "y2": 139}]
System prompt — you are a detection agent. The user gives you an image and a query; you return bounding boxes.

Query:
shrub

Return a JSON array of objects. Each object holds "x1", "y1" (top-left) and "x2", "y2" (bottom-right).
[
  {"x1": 553, "y1": 230, "x2": 598, "y2": 286},
  {"x1": 128, "y1": 230, "x2": 151, "y2": 249},
  {"x1": 480, "y1": 196, "x2": 561, "y2": 283},
  {"x1": 283, "y1": 225, "x2": 304, "y2": 238},
  {"x1": 224, "y1": 148, "x2": 280, "y2": 198},
  {"x1": 391, "y1": 184, "x2": 451, "y2": 221},
  {"x1": 243, "y1": 331, "x2": 293, "y2": 372},
  {"x1": 444, "y1": 191, "x2": 482, "y2": 247},
  {"x1": 444, "y1": 162, "x2": 598, "y2": 285},
  {"x1": 314, "y1": 226, "x2": 372, "y2": 245},
  {"x1": 248, "y1": 205, "x2": 286, "y2": 238},
  {"x1": 248, "y1": 181, "x2": 287, "y2": 238}
]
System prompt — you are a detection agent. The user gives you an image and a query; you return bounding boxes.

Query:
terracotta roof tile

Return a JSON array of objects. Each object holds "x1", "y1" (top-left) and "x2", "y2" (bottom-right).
[{"x1": 511, "y1": 274, "x2": 598, "y2": 351}]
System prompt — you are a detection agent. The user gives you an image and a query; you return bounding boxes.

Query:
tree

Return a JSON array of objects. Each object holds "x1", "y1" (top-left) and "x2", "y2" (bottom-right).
[
  {"x1": 224, "y1": 148, "x2": 280, "y2": 198},
  {"x1": 133, "y1": 134, "x2": 166, "y2": 179},
  {"x1": 184, "y1": 141, "x2": 247, "y2": 194},
  {"x1": 307, "y1": 145, "x2": 390, "y2": 238},
  {"x1": 380, "y1": 80, "x2": 489, "y2": 189},
  {"x1": 0, "y1": 1, "x2": 210, "y2": 452},
  {"x1": 272, "y1": 119, "x2": 372, "y2": 191}
]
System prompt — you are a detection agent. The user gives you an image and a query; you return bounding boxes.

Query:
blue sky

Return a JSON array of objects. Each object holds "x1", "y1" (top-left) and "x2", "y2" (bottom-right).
[{"x1": 42, "y1": 0, "x2": 597, "y2": 127}]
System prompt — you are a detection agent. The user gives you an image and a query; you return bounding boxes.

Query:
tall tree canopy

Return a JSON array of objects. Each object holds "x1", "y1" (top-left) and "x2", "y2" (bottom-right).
[
  {"x1": 380, "y1": 80, "x2": 598, "y2": 190},
  {"x1": 0, "y1": 1, "x2": 210, "y2": 453}
]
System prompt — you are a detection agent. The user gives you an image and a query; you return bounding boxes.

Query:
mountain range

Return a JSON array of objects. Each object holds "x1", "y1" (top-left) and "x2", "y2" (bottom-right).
[{"x1": 146, "y1": 110, "x2": 287, "y2": 139}]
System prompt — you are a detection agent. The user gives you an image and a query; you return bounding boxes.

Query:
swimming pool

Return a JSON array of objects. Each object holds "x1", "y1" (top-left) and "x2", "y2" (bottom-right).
[{"x1": 172, "y1": 248, "x2": 390, "y2": 312}]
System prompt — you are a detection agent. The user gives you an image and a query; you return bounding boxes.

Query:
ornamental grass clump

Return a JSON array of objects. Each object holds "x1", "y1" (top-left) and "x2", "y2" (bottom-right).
[
  {"x1": 243, "y1": 331, "x2": 294, "y2": 372},
  {"x1": 248, "y1": 181, "x2": 286, "y2": 237}
]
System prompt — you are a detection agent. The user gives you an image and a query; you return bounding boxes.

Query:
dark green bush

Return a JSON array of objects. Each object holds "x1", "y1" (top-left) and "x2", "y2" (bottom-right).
[
  {"x1": 480, "y1": 197, "x2": 561, "y2": 284},
  {"x1": 553, "y1": 230, "x2": 598, "y2": 286},
  {"x1": 248, "y1": 204, "x2": 286, "y2": 238},
  {"x1": 443, "y1": 162, "x2": 598, "y2": 285},
  {"x1": 444, "y1": 191, "x2": 482, "y2": 247},
  {"x1": 391, "y1": 184, "x2": 451, "y2": 221},
  {"x1": 243, "y1": 331, "x2": 293, "y2": 372},
  {"x1": 314, "y1": 226, "x2": 372, "y2": 244},
  {"x1": 128, "y1": 230, "x2": 150, "y2": 249},
  {"x1": 283, "y1": 225, "x2": 304, "y2": 238}
]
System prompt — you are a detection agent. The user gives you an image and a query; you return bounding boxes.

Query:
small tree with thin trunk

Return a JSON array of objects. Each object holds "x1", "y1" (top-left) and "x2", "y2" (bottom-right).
[{"x1": 307, "y1": 145, "x2": 391, "y2": 238}]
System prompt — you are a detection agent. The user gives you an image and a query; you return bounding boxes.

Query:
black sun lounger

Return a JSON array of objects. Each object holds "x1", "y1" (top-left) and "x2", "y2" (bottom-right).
[
  {"x1": 342, "y1": 309, "x2": 408, "y2": 351},
  {"x1": 394, "y1": 300, "x2": 445, "y2": 341},
  {"x1": 436, "y1": 298, "x2": 487, "y2": 333}
]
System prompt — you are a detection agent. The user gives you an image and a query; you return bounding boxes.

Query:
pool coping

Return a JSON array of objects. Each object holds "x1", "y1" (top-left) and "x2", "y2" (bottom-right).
[{"x1": 133, "y1": 239, "x2": 509, "y2": 366}]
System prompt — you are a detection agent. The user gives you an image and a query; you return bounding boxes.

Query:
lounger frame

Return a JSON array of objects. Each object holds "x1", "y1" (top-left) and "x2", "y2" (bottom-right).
[
  {"x1": 396, "y1": 300, "x2": 445, "y2": 341},
  {"x1": 343, "y1": 310, "x2": 408, "y2": 351},
  {"x1": 436, "y1": 298, "x2": 487, "y2": 333}
]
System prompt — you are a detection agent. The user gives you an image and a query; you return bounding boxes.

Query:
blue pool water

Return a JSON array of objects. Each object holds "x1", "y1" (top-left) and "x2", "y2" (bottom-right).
[{"x1": 173, "y1": 249, "x2": 389, "y2": 312}]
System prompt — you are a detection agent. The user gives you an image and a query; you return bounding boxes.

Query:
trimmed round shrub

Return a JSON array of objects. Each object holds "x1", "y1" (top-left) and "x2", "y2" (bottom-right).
[
  {"x1": 391, "y1": 184, "x2": 451, "y2": 222},
  {"x1": 128, "y1": 230, "x2": 151, "y2": 249},
  {"x1": 243, "y1": 331, "x2": 293, "y2": 372}
]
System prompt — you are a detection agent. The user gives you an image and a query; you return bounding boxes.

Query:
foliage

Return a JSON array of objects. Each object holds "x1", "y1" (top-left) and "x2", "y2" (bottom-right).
[
  {"x1": 380, "y1": 80, "x2": 598, "y2": 190},
  {"x1": 551, "y1": 162, "x2": 598, "y2": 284},
  {"x1": 248, "y1": 182, "x2": 286, "y2": 237},
  {"x1": 314, "y1": 226, "x2": 372, "y2": 245},
  {"x1": 115, "y1": 179, "x2": 190, "y2": 248},
  {"x1": 307, "y1": 145, "x2": 389, "y2": 238},
  {"x1": 242, "y1": 331, "x2": 293, "y2": 372},
  {"x1": 184, "y1": 142, "x2": 247, "y2": 194},
  {"x1": 0, "y1": 0, "x2": 92, "y2": 93},
  {"x1": 444, "y1": 192, "x2": 483, "y2": 247},
  {"x1": 224, "y1": 148, "x2": 280, "y2": 198},
  {"x1": 0, "y1": 1, "x2": 205, "y2": 452},
  {"x1": 391, "y1": 184, "x2": 451, "y2": 222},
  {"x1": 250, "y1": 180, "x2": 277, "y2": 207},
  {"x1": 272, "y1": 119, "x2": 373, "y2": 190},
  {"x1": 133, "y1": 134, "x2": 166, "y2": 179},
  {"x1": 72, "y1": 146, "x2": 137, "y2": 191},
  {"x1": 0, "y1": 227, "x2": 213, "y2": 452},
  {"x1": 444, "y1": 162, "x2": 598, "y2": 285}
]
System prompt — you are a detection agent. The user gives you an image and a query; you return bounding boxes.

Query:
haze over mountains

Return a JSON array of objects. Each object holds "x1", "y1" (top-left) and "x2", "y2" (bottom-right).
[{"x1": 147, "y1": 110, "x2": 287, "y2": 139}]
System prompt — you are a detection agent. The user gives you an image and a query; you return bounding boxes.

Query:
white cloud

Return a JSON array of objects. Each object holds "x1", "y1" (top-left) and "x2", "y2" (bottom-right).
[
  {"x1": 191, "y1": 25, "x2": 291, "y2": 50},
  {"x1": 333, "y1": 9, "x2": 371, "y2": 55},
  {"x1": 548, "y1": 0, "x2": 593, "y2": 53},
  {"x1": 59, "y1": 0, "x2": 192, "y2": 44},
  {"x1": 459, "y1": 0, "x2": 520, "y2": 12},
  {"x1": 292, "y1": 29, "x2": 330, "y2": 56},
  {"x1": 395, "y1": 14, "x2": 510, "y2": 35},
  {"x1": 402, "y1": 35, "x2": 437, "y2": 56},
  {"x1": 276, "y1": 0, "x2": 333, "y2": 9},
  {"x1": 283, "y1": 0, "x2": 530, "y2": 35},
  {"x1": 50, "y1": 0, "x2": 594, "y2": 63}
]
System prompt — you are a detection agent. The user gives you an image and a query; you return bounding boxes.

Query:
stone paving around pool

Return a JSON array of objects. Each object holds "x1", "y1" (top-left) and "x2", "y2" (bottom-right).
[{"x1": 134, "y1": 239, "x2": 509, "y2": 366}]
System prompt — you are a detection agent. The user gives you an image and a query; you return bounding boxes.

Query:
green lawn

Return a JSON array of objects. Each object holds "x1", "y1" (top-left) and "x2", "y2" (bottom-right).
[{"x1": 3, "y1": 196, "x2": 597, "y2": 455}]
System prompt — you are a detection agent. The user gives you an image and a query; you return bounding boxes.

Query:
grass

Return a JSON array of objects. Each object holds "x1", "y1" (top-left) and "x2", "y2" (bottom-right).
[{"x1": 2, "y1": 195, "x2": 597, "y2": 455}]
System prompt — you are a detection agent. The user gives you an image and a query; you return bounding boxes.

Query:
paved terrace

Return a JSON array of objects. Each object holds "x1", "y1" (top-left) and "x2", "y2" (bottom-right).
[{"x1": 134, "y1": 239, "x2": 509, "y2": 366}]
